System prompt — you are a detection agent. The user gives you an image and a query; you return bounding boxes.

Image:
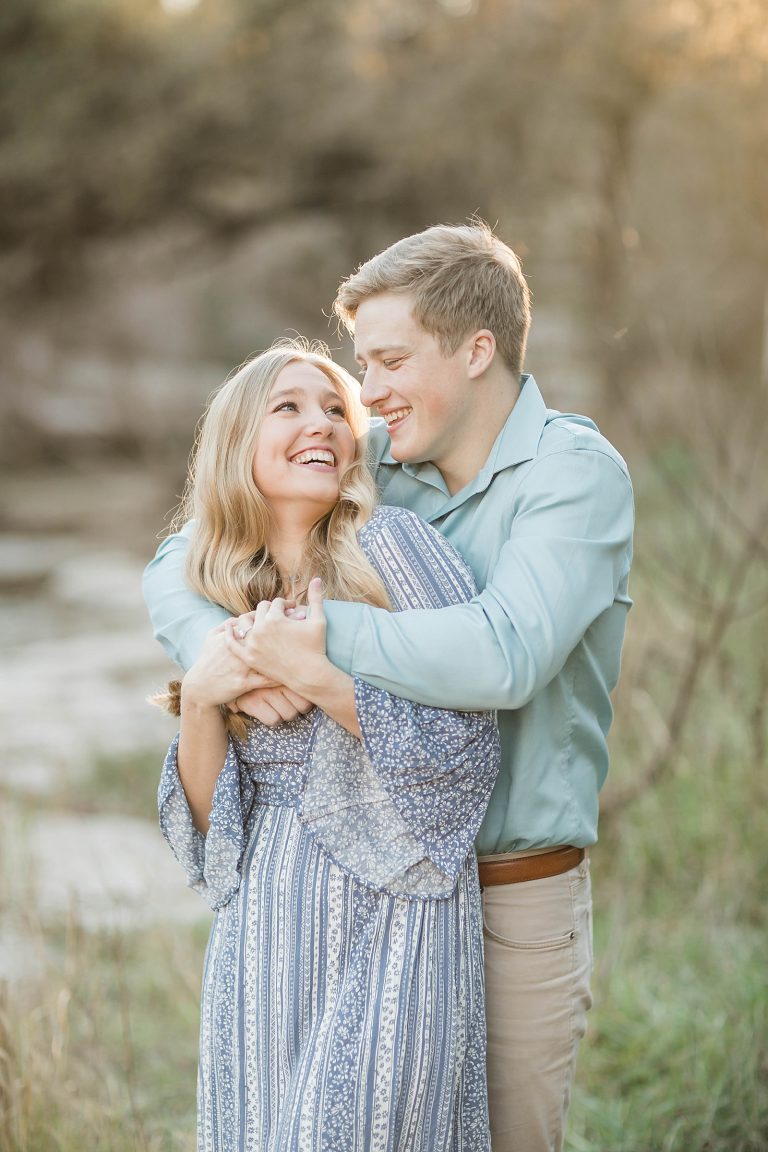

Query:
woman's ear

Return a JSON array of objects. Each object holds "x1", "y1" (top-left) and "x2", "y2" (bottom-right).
[{"x1": 467, "y1": 330, "x2": 496, "y2": 379}]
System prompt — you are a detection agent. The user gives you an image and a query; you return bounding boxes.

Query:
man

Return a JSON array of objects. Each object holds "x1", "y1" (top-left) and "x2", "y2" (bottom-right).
[{"x1": 144, "y1": 221, "x2": 634, "y2": 1152}]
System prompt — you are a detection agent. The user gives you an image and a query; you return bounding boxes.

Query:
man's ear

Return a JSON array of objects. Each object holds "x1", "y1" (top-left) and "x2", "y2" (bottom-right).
[{"x1": 467, "y1": 330, "x2": 496, "y2": 379}]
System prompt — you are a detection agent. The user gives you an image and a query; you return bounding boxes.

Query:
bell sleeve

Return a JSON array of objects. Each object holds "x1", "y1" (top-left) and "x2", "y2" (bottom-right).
[{"x1": 158, "y1": 732, "x2": 257, "y2": 911}]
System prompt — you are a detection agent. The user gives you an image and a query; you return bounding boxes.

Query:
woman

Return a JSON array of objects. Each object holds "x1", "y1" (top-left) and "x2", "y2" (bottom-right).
[{"x1": 156, "y1": 340, "x2": 499, "y2": 1152}]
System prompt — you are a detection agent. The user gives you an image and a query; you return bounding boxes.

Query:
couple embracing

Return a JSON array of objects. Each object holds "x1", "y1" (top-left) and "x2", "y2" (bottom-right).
[{"x1": 144, "y1": 221, "x2": 634, "y2": 1152}]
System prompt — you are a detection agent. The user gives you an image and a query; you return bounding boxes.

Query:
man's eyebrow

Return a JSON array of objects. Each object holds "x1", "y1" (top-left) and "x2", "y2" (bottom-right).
[{"x1": 355, "y1": 345, "x2": 410, "y2": 361}]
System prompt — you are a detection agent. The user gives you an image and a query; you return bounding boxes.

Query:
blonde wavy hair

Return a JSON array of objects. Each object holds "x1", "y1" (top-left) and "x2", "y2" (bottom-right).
[{"x1": 155, "y1": 339, "x2": 390, "y2": 733}]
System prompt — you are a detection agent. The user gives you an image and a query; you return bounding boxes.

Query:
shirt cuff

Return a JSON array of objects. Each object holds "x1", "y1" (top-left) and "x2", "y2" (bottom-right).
[{"x1": 324, "y1": 600, "x2": 366, "y2": 675}]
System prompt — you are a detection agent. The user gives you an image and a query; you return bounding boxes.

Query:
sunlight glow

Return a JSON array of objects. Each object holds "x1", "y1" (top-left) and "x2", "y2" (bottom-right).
[
  {"x1": 438, "y1": 0, "x2": 478, "y2": 14},
  {"x1": 159, "y1": 0, "x2": 201, "y2": 14}
]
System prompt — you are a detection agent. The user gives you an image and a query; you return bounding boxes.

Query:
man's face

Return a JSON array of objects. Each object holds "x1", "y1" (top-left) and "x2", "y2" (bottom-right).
[{"x1": 354, "y1": 292, "x2": 475, "y2": 478}]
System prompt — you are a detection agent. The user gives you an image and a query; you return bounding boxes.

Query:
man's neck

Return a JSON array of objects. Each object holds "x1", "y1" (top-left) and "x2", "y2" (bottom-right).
[{"x1": 439, "y1": 383, "x2": 521, "y2": 496}]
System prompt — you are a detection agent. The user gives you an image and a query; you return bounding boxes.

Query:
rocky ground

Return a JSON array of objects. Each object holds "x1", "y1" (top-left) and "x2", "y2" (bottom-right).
[{"x1": 0, "y1": 462, "x2": 210, "y2": 982}]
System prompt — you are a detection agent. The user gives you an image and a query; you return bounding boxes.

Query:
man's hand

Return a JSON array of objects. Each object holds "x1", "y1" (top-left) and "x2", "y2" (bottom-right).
[
  {"x1": 226, "y1": 579, "x2": 328, "y2": 688},
  {"x1": 233, "y1": 686, "x2": 315, "y2": 727}
]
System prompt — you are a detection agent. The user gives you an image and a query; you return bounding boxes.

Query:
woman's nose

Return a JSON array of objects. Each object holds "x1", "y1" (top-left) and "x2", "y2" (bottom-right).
[{"x1": 306, "y1": 408, "x2": 334, "y2": 434}]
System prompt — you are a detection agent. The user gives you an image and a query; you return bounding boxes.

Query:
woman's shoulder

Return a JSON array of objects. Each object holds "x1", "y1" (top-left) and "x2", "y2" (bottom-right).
[
  {"x1": 358, "y1": 504, "x2": 446, "y2": 557},
  {"x1": 359, "y1": 502, "x2": 426, "y2": 538},
  {"x1": 358, "y1": 504, "x2": 478, "y2": 607}
]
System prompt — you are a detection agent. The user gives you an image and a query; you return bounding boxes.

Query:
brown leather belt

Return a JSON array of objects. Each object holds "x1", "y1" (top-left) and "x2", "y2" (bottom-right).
[{"x1": 478, "y1": 846, "x2": 585, "y2": 887}]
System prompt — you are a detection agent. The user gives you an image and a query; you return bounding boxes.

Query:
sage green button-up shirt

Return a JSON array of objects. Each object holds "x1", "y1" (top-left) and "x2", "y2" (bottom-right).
[{"x1": 143, "y1": 375, "x2": 634, "y2": 855}]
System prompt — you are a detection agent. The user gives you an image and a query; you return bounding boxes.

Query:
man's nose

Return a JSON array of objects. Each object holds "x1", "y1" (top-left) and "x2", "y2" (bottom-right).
[{"x1": 360, "y1": 369, "x2": 388, "y2": 410}]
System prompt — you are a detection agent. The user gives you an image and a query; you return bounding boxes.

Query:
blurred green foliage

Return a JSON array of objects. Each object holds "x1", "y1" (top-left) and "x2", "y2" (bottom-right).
[{"x1": 2, "y1": 0, "x2": 767, "y2": 385}]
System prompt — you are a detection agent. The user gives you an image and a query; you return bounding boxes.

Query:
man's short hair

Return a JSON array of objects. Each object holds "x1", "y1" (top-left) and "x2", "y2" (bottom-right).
[{"x1": 333, "y1": 221, "x2": 531, "y2": 375}]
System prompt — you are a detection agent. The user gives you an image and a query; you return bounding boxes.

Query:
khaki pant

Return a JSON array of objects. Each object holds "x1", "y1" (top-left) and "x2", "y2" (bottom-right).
[{"x1": 481, "y1": 856, "x2": 593, "y2": 1152}]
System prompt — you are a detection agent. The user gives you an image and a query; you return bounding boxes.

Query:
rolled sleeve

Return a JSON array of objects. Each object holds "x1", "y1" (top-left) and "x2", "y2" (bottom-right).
[{"x1": 324, "y1": 601, "x2": 367, "y2": 674}]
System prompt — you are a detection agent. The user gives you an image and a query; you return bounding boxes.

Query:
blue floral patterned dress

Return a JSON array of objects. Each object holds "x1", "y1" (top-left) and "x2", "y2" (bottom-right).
[{"x1": 158, "y1": 505, "x2": 500, "y2": 1152}]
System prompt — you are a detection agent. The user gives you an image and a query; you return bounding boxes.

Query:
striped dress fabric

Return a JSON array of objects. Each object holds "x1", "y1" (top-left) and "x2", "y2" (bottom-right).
[{"x1": 158, "y1": 506, "x2": 501, "y2": 1152}]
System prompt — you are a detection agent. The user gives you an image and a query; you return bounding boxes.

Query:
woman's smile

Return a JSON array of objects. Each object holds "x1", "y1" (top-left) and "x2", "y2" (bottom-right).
[{"x1": 289, "y1": 446, "x2": 338, "y2": 469}]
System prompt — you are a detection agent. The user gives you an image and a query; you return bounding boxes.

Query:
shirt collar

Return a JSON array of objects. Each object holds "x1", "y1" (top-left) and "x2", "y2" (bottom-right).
[
  {"x1": 482, "y1": 373, "x2": 547, "y2": 476},
  {"x1": 380, "y1": 430, "x2": 450, "y2": 494}
]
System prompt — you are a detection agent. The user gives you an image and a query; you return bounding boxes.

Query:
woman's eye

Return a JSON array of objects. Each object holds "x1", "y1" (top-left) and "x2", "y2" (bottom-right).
[
  {"x1": 327, "y1": 405, "x2": 347, "y2": 418},
  {"x1": 275, "y1": 401, "x2": 298, "y2": 412}
]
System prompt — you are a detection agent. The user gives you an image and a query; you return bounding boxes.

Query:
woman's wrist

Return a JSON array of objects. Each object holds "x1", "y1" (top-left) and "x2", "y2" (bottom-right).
[{"x1": 180, "y1": 676, "x2": 221, "y2": 713}]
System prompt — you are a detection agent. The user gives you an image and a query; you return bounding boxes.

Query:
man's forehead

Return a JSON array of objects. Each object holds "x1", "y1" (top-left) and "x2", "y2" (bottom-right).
[{"x1": 353, "y1": 293, "x2": 420, "y2": 356}]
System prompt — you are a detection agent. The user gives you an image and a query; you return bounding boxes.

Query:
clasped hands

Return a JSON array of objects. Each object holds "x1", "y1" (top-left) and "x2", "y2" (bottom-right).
[{"x1": 181, "y1": 578, "x2": 328, "y2": 726}]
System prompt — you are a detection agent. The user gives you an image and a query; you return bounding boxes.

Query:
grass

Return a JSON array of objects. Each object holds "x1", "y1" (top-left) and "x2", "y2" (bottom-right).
[
  {"x1": 568, "y1": 893, "x2": 768, "y2": 1151},
  {"x1": 59, "y1": 750, "x2": 164, "y2": 819},
  {"x1": 561, "y1": 465, "x2": 768, "y2": 1151},
  {"x1": 0, "y1": 745, "x2": 205, "y2": 1152},
  {"x1": 1, "y1": 749, "x2": 163, "y2": 821},
  {"x1": 0, "y1": 916, "x2": 206, "y2": 1152}
]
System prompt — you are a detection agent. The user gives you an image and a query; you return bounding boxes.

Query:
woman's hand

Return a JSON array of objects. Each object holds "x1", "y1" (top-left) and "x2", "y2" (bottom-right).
[
  {"x1": 225, "y1": 579, "x2": 328, "y2": 691},
  {"x1": 233, "y1": 686, "x2": 315, "y2": 727},
  {"x1": 181, "y1": 623, "x2": 278, "y2": 710},
  {"x1": 227, "y1": 581, "x2": 360, "y2": 737}
]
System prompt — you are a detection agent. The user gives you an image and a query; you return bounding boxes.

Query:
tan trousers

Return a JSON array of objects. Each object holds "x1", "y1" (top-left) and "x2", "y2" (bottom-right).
[{"x1": 481, "y1": 856, "x2": 593, "y2": 1152}]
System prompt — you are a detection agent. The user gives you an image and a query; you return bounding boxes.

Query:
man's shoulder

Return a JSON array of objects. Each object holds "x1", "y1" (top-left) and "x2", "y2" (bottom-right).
[{"x1": 539, "y1": 409, "x2": 630, "y2": 479}]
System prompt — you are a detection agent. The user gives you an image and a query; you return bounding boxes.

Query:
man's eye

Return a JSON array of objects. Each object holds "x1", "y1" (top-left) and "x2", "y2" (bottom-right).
[{"x1": 383, "y1": 357, "x2": 403, "y2": 370}]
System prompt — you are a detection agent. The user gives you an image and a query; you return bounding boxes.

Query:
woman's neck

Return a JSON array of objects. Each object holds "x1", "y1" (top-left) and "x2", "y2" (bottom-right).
[{"x1": 267, "y1": 522, "x2": 311, "y2": 597}]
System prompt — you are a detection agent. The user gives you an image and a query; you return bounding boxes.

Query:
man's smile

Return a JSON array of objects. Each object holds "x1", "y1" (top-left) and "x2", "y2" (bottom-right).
[{"x1": 381, "y1": 407, "x2": 413, "y2": 431}]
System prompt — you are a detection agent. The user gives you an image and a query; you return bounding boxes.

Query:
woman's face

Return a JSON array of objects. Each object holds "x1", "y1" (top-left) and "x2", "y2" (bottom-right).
[{"x1": 251, "y1": 361, "x2": 358, "y2": 521}]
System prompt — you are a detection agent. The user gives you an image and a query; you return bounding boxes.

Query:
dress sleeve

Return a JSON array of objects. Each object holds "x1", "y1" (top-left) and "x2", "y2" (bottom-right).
[
  {"x1": 298, "y1": 507, "x2": 500, "y2": 899},
  {"x1": 157, "y1": 731, "x2": 257, "y2": 910}
]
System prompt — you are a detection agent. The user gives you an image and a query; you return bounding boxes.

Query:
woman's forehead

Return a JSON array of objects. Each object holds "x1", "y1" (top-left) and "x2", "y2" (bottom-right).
[{"x1": 273, "y1": 360, "x2": 342, "y2": 394}]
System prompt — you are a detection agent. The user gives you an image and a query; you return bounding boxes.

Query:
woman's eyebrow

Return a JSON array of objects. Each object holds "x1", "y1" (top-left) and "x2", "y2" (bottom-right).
[{"x1": 270, "y1": 387, "x2": 344, "y2": 404}]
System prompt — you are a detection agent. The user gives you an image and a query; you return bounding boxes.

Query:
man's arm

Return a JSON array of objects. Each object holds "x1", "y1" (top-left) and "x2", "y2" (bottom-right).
[
  {"x1": 143, "y1": 524, "x2": 229, "y2": 671},
  {"x1": 324, "y1": 448, "x2": 634, "y2": 711},
  {"x1": 144, "y1": 446, "x2": 633, "y2": 713}
]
